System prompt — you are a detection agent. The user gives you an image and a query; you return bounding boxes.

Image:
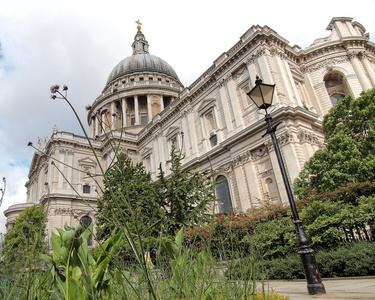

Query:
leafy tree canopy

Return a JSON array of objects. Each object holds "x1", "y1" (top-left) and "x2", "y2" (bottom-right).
[
  {"x1": 0, "y1": 204, "x2": 47, "y2": 278},
  {"x1": 294, "y1": 89, "x2": 375, "y2": 197},
  {"x1": 154, "y1": 143, "x2": 215, "y2": 236},
  {"x1": 96, "y1": 152, "x2": 162, "y2": 240}
]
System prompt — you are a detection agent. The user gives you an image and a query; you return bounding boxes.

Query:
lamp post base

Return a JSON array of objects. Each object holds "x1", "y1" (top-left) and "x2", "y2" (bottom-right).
[{"x1": 299, "y1": 248, "x2": 326, "y2": 295}]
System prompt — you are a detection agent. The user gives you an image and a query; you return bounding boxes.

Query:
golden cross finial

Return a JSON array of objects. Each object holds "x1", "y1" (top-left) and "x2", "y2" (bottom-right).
[{"x1": 136, "y1": 20, "x2": 142, "y2": 32}]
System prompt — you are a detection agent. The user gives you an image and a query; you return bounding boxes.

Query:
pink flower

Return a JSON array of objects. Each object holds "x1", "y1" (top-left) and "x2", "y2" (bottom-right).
[
  {"x1": 229, "y1": 210, "x2": 235, "y2": 215},
  {"x1": 63, "y1": 85, "x2": 68, "y2": 91},
  {"x1": 181, "y1": 132, "x2": 184, "y2": 135},
  {"x1": 85, "y1": 105, "x2": 92, "y2": 111},
  {"x1": 207, "y1": 156, "x2": 210, "y2": 160},
  {"x1": 51, "y1": 95, "x2": 57, "y2": 100},
  {"x1": 113, "y1": 88, "x2": 118, "y2": 92},
  {"x1": 100, "y1": 107, "x2": 109, "y2": 114},
  {"x1": 205, "y1": 233, "x2": 209, "y2": 238},
  {"x1": 50, "y1": 84, "x2": 60, "y2": 93}
]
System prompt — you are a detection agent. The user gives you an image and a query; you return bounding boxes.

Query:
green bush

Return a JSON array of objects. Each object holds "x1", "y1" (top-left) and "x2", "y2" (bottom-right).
[
  {"x1": 317, "y1": 241, "x2": 375, "y2": 278},
  {"x1": 226, "y1": 241, "x2": 375, "y2": 280}
]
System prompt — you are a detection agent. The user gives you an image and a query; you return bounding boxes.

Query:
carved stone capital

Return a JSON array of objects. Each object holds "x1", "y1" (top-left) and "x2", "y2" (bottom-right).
[
  {"x1": 303, "y1": 56, "x2": 349, "y2": 73},
  {"x1": 250, "y1": 145, "x2": 268, "y2": 160},
  {"x1": 297, "y1": 130, "x2": 323, "y2": 148},
  {"x1": 215, "y1": 161, "x2": 234, "y2": 173}
]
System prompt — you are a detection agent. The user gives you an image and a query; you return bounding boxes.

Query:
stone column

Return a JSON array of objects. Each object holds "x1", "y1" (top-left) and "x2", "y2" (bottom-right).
[
  {"x1": 147, "y1": 94, "x2": 152, "y2": 122},
  {"x1": 90, "y1": 118, "x2": 94, "y2": 138},
  {"x1": 180, "y1": 111, "x2": 189, "y2": 156},
  {"x1": 152, "y1": 136, "x2": 159, "y2": 178},
  {"x1": 134, "y1": 95, "x2": 140, "y2": 125},
  {"x1": 349, "y1": 51, "x2": 372, "y2": 91},
  {"x1": 359, "y1": 52, "x2": 375, "y2": 86},
  {"x1": 122, "y1": 98, "x2": 127, "y2": 127},
  {"x1": 111, "y1": 102, "x2": 115, "y2": 130},
  {"x1": 95, "y1": 116, "x2": 99, "y2": 137},
  {"x1": 186, "y1": 107, "x2": 198, "y2": 156},
  {"x1": 219, "y1": 80, "x2": 234, "y2": 133},
  {"x1": 160, "y1": 95, "x2": 164, "y2": 111},
  {"x1": 227, "y1": 78, "x2": 244, "y2": 129}
]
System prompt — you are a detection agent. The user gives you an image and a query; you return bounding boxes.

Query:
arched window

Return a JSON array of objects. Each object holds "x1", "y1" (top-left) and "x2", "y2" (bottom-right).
[
  {"x1": 215, "y1": 175, "x2": 233, "y2": 213},
  {"x1": 330, "y1": 93, "x2": 345, "y2": 106},
  {"x1": 324, "y1": 72, "x2": 349, "y2": 106},
  {"x1": 80, "y1": 216, "x2": 93, "y2": 246}
]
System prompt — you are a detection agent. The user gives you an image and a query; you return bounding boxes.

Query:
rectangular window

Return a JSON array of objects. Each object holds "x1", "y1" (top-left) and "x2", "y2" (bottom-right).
[
  {"x1": 210, "y1": 135, "x2": 218, "y2": 147},
  {"x1": 141, "y1": 116, "x2": 148, "y2": 124},
  {"x1": 83, "y1": 185, "x2": 90, "y2": 194},
  {"x1": 131, "y1": 118, "x2": 135, "y2": 126}
]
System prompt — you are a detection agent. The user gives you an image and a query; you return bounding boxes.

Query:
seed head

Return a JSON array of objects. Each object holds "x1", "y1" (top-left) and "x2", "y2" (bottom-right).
[{"x1": 50, "y1": 84, "x2": 60, "y2": 94}]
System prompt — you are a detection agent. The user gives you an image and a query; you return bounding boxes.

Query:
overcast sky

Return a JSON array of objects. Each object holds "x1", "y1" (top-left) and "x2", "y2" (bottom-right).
[{"x1": 1, "y1": 0, "x2": 375, "y2": 234}]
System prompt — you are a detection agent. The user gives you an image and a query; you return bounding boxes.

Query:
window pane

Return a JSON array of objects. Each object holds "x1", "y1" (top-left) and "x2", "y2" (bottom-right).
[
  {"x1": 83, "y1": 185, "x2": 90, "y2": 194},
  {"x1": 216, "y1": 175, "x2": 233, "y2": 213},
  {"x1": 210, "y1": 135, "x2": 217, "y2": 147},
  {"x1": 330, "y1": 93, "x2": 345, "y2": 106}
]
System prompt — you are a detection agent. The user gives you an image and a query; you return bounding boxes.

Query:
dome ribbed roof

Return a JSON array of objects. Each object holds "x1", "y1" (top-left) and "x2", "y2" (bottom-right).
[{"x1": 106, "y1": 53, "x2": 180, "y2": 86}]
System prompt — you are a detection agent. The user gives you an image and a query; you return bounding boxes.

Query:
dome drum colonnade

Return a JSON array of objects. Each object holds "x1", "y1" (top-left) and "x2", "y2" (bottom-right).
[{"x1": 88, "y1": 23, "x2": 183, "y2": 137}]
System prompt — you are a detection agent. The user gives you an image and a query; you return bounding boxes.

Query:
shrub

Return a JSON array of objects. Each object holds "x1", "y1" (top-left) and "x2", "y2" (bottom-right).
[{"x1": 226, "y1": 241, "x2": 375, "y2": 280}]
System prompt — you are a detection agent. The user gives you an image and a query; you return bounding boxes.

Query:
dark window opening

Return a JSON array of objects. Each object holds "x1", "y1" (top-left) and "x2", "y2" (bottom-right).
[
  {"x1": 141, "y1": 116, "x2": 148, "y2": 124},
  {"x1": 80, "y1": 216, "x2": 93, "y2": 246},
  {"x1": 330, "y1": 93, "x2": 345, "y2": 106},
  {"x1": 210, "y1": 135, "x2": 217, "y2": 147},
  {"x1": 163, "y1": 96, "x2": 172, "y2": 108},
  {"x1": 216, "y1": 175, "x2": 233, "y2": 213},
  {"x1": 83, "y1": 185, "x2": 90, "y2": 194}
]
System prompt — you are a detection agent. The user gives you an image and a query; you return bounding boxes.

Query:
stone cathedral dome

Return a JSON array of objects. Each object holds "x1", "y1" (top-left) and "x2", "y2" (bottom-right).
[{"x1": 105, "y1": 22, "x2": 181, "y2": 87}]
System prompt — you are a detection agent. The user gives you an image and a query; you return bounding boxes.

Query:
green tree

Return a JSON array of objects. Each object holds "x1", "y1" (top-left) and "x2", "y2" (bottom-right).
[
  {"x1": 154, "y1": 143, "x2": 215, "y2": 236},
  {"x1": 96, "y1": 152, "x2": 162, "y2": 241},
  {"x1": 294, "y1": 89, "x2": 375, "y2": 197},
  {"x1": 0, "y1": 204, "x2": 47, "y2": 280}
]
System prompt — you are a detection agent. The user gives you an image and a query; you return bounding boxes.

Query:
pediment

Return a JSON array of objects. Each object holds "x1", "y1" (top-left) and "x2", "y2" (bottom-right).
[
  {"x1": 197, "y1": 98, "x2": 216, "y2": 115},
  {"x1": 165, "y1": 126, "x2": 180, "y2": 139},
  {"x1": 78, "y1": 157, "x2": 97, "y2": 168},
  {"x1": 140, "y1": 147, "x2": 153, "y2": 157}
]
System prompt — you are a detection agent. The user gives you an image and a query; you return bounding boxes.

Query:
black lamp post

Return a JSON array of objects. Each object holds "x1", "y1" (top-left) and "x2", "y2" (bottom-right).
[{"x1": 246, "y1": 76, "x2": 326, "y2": 295}]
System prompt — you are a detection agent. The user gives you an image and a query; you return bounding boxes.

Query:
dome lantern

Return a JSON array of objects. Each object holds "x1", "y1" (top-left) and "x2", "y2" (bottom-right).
[{"x1": 132, "y1": 20, "x2": 149, "y2": 54}]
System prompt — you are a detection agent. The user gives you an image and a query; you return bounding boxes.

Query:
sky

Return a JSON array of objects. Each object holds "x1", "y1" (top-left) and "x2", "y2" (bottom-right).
[{"x1": 1, "y1": 0, "x2": 375, "y2": 234}]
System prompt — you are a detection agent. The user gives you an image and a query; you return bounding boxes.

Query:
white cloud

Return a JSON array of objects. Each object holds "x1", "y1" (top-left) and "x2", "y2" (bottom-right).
[{"x1": 1, "y1": 0, "x2": 375, "y2": 234}]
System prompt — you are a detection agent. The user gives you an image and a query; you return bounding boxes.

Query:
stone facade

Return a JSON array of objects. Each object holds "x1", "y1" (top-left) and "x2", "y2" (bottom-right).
[{"x1": 5, "y1": 17, "x2": 375, "y2": 242}]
